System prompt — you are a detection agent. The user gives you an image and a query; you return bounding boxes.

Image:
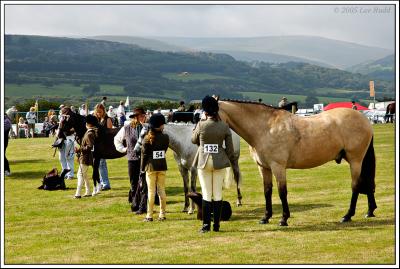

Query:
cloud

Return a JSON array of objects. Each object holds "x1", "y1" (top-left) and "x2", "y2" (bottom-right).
[{"x1": 4, "y1": 3, "x2": 395, "y2": 49}]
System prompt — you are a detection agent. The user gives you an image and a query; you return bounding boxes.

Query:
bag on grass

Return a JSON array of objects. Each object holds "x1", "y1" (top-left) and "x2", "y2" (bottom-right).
[{"x1": 38, "y1": 168, "x2": 69, "y2": 191}]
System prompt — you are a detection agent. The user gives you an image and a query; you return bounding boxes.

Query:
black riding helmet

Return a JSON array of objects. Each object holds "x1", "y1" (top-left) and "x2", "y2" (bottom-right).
[
  {"x1": 86, "y1": 114, "x2": 98, "y2": 126},
  {"x1": 202, "y1": 95, "x2": 219, "y2": 115},
  {"x1": 149, "y1": 113, "x2": 166, "y2": 129}
]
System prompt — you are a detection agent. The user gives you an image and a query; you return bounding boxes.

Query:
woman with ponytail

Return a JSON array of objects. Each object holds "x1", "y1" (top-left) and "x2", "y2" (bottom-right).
[{"x1": 140, "y1": 113, "x2": 169, "y2": 222}]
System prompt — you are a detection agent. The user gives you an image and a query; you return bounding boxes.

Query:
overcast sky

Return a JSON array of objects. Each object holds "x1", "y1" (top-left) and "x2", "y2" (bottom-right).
[{"x1": 4, "y1": 2, "x2": 396, "y2": 50}]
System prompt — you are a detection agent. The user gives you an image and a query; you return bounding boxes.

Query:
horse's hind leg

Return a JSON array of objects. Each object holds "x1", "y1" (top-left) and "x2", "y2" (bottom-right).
[
  {"x1": 366, "y1": 192, "x2": 377, "y2": 218},
  {"x1": 188, "y1": 167, "x2": 197, "y2": 214},
  {"x1": 341, "y1": 161, "x2": 362, "y2": 222},
  {"x1": 258, "y1": 166, "x2": 273, "y2": 224},
  {"x1": 271, "y1": 165, "x2": 290, "y2": 226},
  {"x1": 178, "y1": 164, "x2": 190, "y2": 212},
  {"x1": 232, "y1": 159, "x2": 243, "y2": 206}
]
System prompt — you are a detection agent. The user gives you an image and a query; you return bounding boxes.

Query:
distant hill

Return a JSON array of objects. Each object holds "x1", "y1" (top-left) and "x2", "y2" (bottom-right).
[
  {"x1": 346, "y1": 54, "x2": 395, "y2": 81},
  {"x1": 4, "y1": 34, "x2": 394, "y2": 105},
  {"x1": 89, "y1": 35, "x2": 184, "y2": 52},
  {"x1": 211, "y1": 50, "x2": 334, "y2": 68},
  {"x1": 152, "y1": 35, "x2": 393, "y2": 69}
]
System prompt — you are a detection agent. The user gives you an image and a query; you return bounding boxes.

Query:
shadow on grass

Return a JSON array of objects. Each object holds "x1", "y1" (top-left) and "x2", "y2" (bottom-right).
[
  {"x1": 228, "y1": 217, "x2": 395, "y2": 233},
  {"x1": 9, "y1": 159, "x2": 46, "y2": 164},
  {"x1": 228, "y1": 203, "x2": 333, "y2": 221},
  {"x1": 7, "y1": 171, "x2": 52, "y2": 180},
  {"x1": 251, "y1": 202, "x2": 334, "y2": 214},
  {"x1": 166, "y1": 186, "x2": 186, "y2": 196}
]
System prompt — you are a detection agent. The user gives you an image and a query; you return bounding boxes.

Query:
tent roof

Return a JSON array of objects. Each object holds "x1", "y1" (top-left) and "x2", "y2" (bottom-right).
[{"x1": 324, "y1": 102, "x2": 369, "y2": 111}]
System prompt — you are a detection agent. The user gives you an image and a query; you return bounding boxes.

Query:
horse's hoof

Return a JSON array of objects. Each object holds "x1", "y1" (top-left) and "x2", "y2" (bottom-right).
[
  {"x1": 340, "y1": 216, "x2": 352, "y2": 223},
  {"x1": 188, "y1": 209, "x2": 195, "y2": 215},
  {"x1": 365, "y1": 212, "x2": 376, "y2": 218},
  {"x1": 279, "y1": 221, "x2": 288, "y2": 227},
  {"x1": 182, "y1": 208, "x2": 189, "y2": 213},
  {"x1": 259, "y1": 218, "x2": 269, "y2": 224},
  {"x1": 236, "y1": 202, "x2": 242, "y2": 207}
]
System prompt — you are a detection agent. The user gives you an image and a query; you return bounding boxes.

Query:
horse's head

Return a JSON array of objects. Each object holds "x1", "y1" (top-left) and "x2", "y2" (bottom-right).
[{"x1": 57, "y1": 107, "x2": 86, "y2": 140}]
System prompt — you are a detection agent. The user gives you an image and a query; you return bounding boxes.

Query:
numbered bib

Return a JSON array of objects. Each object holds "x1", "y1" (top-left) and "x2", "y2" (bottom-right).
[
  {"x1": 153, "y1": 150, "x2": 165, "y2": 159},
  {"x1": 204, "y1": 144, "x2": 219, "y2": 154}
]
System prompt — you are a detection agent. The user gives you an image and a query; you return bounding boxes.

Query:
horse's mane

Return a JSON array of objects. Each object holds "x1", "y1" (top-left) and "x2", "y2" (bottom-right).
[{"x1": 220, "y1": 98, "x2": 297, "y2": 111}]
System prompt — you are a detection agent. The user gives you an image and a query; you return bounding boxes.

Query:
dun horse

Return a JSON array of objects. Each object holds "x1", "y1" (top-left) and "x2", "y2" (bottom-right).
[
  {"x1": 217, "y1": 99, "x2": 376, "y2": 226},
  {"x1": 163, "y1": 123, "x2": 243, "y2": 213}
]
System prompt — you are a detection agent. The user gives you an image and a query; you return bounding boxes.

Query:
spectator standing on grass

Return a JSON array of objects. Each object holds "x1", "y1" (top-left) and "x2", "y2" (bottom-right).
[
  {"x1": 107, "y1": 106, "x2": 118, "y2": 127},
  {"x1": 26, "y1": 107, "x2": 36, "y2": 138},
  {"x1": 114, "y1": 109, "x2": 144, "y2": 212},
  {"x1": 4, "y1": 114, "x2": 12, "y2": 176},
  {"x1": 117, "y1": 101, "x2": 126, "y2": 127},
  {"x1": 94, "y1": 103, "x2": 113, "y2": 191},
  {"x1": 80, "y1": 104, "x2": 87, "y2": 116}
]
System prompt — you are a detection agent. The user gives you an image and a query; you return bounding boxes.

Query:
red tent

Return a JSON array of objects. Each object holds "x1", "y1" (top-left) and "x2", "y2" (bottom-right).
[{"x1": 323, "y1": 102, "x2": 369, "y2": 111}]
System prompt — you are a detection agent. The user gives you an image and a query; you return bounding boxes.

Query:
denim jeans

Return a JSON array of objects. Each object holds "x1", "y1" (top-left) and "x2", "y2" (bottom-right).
[
  {"x1": 59, "y1": 138, "x2": 75, "y2": 178},
  {"x1": 99, "y1": 158, "x2": 110, "y2": 189}
]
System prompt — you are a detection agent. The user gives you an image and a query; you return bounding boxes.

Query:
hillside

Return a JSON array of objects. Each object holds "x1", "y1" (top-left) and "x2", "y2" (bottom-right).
[
  {"x1": 89, "y1": 35, "x2": 185, "y2": 52},
  {"x1": 4, "y1": 34, "x2": 395, "y2": 107},
  {"x1": 346, "y1": 54, "x2": 395, "y2": 81},
  {"x1": 153, "y1": 35, "x2": 393, "y2": 69}
]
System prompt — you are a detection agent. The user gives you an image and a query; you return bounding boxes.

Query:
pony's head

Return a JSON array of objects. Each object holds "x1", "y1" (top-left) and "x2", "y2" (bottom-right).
[{"x1": 57, "y1": 107, "x2": 86, "y2": 140}]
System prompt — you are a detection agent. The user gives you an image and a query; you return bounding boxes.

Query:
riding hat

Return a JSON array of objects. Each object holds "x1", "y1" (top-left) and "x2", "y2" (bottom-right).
[
  {"x1": 148, "y1": 113, "x2": 166, "y2": 129},
  {"x1": 129, "y1": 107, "x2": 145, "y2": 118},
  {"x1": 202, "y1": 95, "x2": 219, "y2": 115},
  {"x1": 86, "y1": 114, "x2": 98, "y2": 126}
]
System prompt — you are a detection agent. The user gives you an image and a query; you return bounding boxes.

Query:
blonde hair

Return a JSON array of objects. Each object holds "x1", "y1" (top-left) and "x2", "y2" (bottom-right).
[
  {"x1": 130, "y1": 117, "x2": 140, "y2": 128},
  {"x1": 94, "y1": 103, "x2": 106, "y2": 120},
  {"x1": 19, "y1": 117, "x2": 25, "y2": 124},
  {"x1": 145, "y1": 127, "x2": 163, "y2": 145},
  {"x1": 145, "y1": 129, "x2": 156, "y2": 145},
  {"x1": 30, "y1": 107, "x2": 35, "y2": 112}
]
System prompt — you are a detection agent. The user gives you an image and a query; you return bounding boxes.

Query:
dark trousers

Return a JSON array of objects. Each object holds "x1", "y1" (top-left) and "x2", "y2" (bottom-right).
[
  {"x1": 128, "y1": 160, "x2": 140, "y2": 192},
  {"x1": 4, "y1": 130, "x2": 10, "y2": 172}
]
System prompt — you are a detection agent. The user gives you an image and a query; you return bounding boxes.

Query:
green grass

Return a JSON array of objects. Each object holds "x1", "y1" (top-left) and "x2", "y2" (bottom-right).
[
  {"x1": 241, "y1": 91, "x2": 370, "y2": 106},
  {"x1": 5, "y1": 83, "x2": 127, "y2": 97},
  {"x1": 3, "y1": 124, "x2": 396, "y2": 264}
]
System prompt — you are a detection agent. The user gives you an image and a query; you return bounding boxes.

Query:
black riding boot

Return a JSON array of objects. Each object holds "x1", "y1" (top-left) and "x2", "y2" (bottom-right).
[
  {"x1": 200, "y1": 200, "x2": 212, "y2": 233},
  {"x1": 213, "y1": 200, "x2": 223, "y2": 232}
]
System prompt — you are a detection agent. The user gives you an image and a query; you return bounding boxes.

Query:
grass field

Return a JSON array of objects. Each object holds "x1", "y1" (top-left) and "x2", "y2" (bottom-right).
[{"x1": 3, "y1": 124, "x2": 396, "y2": 265}]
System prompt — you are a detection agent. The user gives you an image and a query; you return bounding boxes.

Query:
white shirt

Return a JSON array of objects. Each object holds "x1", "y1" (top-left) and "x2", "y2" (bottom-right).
[{"x1": 117, "y1": 105, "x2": 126, "y2": 117}]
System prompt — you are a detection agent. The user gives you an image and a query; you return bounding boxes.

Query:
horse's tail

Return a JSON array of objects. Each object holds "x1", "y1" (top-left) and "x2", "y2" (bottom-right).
[
  {"x1": 357, "y1": 137, "x2": 376, "y2": 195},
  {"x1": 223, "y1": 167, "x2": 235, "y2": 189}
]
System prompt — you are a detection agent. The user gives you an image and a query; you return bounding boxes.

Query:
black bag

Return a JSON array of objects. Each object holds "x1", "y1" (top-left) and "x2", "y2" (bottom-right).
[
  {"x1": 38, "y1": 168, "x2": 69, "y2": 191},
  {"x1": 52, "y1": 138, "x2": 65, "y2": 149}
]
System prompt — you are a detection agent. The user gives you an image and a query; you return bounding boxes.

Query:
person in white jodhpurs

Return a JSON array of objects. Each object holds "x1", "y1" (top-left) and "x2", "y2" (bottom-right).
[{"x1": 191, "y1": 95, "x2": 235, "y2": 233}]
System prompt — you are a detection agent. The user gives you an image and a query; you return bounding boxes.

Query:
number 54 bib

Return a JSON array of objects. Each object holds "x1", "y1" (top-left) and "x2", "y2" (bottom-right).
[{"x1": 153, "y1": 150, "x2": 165, "y2": 159}]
